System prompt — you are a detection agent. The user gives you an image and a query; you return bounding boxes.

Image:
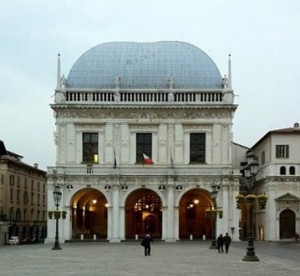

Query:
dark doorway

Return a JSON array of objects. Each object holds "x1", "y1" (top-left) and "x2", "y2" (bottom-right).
[
  {"x1": 179, "y1": 189, "x2": 212, "y2": 239},
  {"x1": 71, "y1": 188, "x2": 107, "y2": 239},
  {"x1": 125, "y1": 188, "x2": 162, "y2": 239},
  {"x1": 280, "y1": 209, "x2": 296, "y2": 239}
]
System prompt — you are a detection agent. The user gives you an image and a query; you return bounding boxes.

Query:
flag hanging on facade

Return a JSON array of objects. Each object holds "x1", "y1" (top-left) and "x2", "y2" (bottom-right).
[{"x1": 143, "y1": 153, "x2": 154, "y2": 165}]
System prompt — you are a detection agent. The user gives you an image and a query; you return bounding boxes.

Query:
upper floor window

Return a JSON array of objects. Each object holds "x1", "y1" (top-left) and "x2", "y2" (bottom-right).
[
  {"x1": 190, "y1": 133, "x2": 206, "y2": 164},
  {"x1": 276, "y1": 145, "x2": 289, "y2": 159},
  {"x1": 136, "y1": 133, "x2": 152, "y2": 164},
  {"x1": 24, "y1": 191, "x2": 28, "y2": 205},
  {"x1": 9, "y1": 175, "x2": 14, "y2": 186},
  {"x1": 31, "y1": 192, "x2": 34, "y2": 205},
  {"x1": 289, "y1": 166, "x2": 296, "y2": 175},
  {"x1": 82, "y1": 133, "x2": 99, "y2": 163},
  {"x1": 17, "y1": 190, "x2": 20, "y2": 203},
  {"x1": 10, "y1": 188, "x2": 14, "y2": 202}
]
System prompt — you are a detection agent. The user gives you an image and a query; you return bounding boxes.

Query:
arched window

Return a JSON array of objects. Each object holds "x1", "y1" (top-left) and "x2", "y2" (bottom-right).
[
  {"x1": 289, "y1": 166, "x2": 296, "y2": 175},
  {"x1": 16, "y1": 209, "x2": 21, "y2": 221},
  {"x1": 280, "y1": 166, "x2": 286, "y2": 175}
]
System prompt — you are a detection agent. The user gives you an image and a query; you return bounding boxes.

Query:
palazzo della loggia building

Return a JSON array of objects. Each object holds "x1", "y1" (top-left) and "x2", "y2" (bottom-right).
[{"x1": 46, "y1": 41, "x2": 241, "y2": 243}]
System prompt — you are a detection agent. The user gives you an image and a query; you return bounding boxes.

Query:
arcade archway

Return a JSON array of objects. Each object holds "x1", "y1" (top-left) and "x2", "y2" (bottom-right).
[
  {"x1": 71, "y1": 188, "x2": 107, "y2": 239},
  {"x1": 179, "y1": 189, "x2": 213, "y2": 239},
  {"x1": 125, "y1": 189, "x2": 162, "y2": 239},
  {"x1": 280, "y1": 209, "x2": 296, "y2": 239}
]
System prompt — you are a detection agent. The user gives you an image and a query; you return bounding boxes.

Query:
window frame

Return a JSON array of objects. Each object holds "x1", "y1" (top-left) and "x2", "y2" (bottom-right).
[
  {"x1": 82, "y1": 132, "x2": 99, "y2": 164},
  {"x1": 190, "y1": 133, "x2": 206, "y2": 164},
  {"x1": 276, "y1": 145, "x2": 289, "y2": 159},
  {"x1": 136, "y1": 133, "x2": 152, "y2": 164}
]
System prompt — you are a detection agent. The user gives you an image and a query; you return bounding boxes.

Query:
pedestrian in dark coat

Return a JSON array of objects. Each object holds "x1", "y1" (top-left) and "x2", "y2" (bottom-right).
[
  {"x1": 141, "y1": 234, "x2": 153, "y2": 256},
  {"x1": 223, "y1": 232, "x2": 232, "y2": 253},
  {"x1": 217, "y1": 234, "x2": 224, "y2": 253}
]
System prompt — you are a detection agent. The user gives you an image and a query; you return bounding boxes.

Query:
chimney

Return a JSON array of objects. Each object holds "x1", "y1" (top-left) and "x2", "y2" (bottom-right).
[{"x1": 34, "y1": 163, "x2": 39, "y2": 169}]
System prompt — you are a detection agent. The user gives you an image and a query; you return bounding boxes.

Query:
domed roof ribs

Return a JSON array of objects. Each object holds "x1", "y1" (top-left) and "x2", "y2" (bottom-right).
[
  {"x1": 57, "y1": 53, "x2": 61, "y2": 89},
  {"x1": 227, "y1": 53, "x2": 232, "y2": 89}
]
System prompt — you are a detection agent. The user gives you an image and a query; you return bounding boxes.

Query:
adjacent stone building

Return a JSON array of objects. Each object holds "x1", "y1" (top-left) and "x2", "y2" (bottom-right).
[
  {"x1": 46, "y1": 41, "x2": 241, "y2": 243},
  {"x1": 0, "y1": 141, "x2": 47, "y2": 245},
  {"x1": 250, "y1": 123, "x2": 300, "y2": 241}
]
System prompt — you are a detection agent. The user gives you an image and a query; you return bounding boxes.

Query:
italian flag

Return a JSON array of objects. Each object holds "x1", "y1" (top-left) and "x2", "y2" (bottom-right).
[{"x1": 143, "y1": 153, "x2": 154, "y2": 165}]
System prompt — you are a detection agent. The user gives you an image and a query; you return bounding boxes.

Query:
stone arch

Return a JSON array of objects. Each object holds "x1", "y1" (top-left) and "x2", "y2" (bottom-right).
[
  {"x1": 70, "y1": 187, "x2": 108, "y2": 240},
  {"x1": 125, "y1": 188, "x2": 162, "y2": 239},
  {"x1": 178, "y1": 188, "x2": 213, "y2": 239},
  {"x1": 280, "y1": 209, "x2": 296, "y2": 239}
]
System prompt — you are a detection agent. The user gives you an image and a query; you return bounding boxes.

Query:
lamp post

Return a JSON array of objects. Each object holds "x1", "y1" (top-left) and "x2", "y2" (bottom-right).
[
  {"x1": 52, "y1": 186, "x2": 62, "y2": 250},
  {"x1": 243, "y1": 150, "x2": 259, "y2": 262},
  {"x1": 208, "y1": 184, "x2": 220, "y2": 249}
]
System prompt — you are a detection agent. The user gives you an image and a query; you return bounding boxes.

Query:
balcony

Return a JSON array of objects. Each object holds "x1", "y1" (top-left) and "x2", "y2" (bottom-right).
[
  {"x1": 47, "y1": 164, "x2": 234, "y2": 178},
  {"x1": 55, "y1": 89, "x2": 234, "y2": 105}
]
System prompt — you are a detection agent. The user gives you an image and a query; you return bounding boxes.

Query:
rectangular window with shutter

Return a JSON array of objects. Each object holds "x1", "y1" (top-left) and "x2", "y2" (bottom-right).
[{"x1": 276, "y1": 145, "x2": 289, "y2": 159}]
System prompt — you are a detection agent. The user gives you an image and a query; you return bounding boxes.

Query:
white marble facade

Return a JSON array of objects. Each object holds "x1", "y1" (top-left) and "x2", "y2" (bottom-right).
[{"x1": 46, "y1": 42, "x2": 241, "y2": 243}]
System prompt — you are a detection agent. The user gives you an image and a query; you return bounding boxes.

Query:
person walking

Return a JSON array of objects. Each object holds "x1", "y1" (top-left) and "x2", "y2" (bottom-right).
[
  {"x1": 216, "y1": 234, "x2": 224, "y2": 253},
  {"x1": 223, "y1": 232, "x2": 232, "y2": 253},
  {"x1": 141, "y1": 234, "x2": 153, "y2": 256}
]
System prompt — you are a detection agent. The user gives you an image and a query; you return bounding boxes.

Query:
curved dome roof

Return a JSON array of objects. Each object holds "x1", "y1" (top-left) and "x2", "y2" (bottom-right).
[{"x1": 67, "y1": 41, "x2": 223, "y2": 89}]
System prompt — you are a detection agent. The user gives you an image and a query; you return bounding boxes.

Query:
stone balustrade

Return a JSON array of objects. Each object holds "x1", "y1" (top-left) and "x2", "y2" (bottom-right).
[
  {"x1": 61, "y1": 89, "x2": 227, "y2": 104},
  {"x1": 47, "y1": 164, "x2": 232, "y2": 177}
]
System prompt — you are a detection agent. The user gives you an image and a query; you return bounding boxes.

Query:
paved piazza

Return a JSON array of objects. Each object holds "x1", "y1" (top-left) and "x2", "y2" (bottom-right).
[{"x1": 0, "y1": 241, "x2": 299, "y2": 276}]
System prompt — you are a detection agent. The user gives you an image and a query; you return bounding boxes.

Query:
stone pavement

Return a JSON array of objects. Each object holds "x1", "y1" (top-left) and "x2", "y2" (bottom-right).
[{"x1": 0, "y1": 241, "x2": 300, "y2": 276}]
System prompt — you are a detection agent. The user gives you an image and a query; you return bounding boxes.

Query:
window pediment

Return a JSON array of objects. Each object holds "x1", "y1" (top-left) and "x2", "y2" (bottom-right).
[{"x1": 275, "y1": 193, "x2": 300, "y2": 202}]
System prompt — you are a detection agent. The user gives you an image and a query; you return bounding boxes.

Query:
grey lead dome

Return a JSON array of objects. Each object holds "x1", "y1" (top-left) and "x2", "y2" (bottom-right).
[{"x1": 67, "y1": 41, "x2": 223, "y2": 89}]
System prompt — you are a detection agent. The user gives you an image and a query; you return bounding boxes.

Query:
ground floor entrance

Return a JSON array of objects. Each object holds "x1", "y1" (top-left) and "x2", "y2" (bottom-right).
[{"x1": 67, "y1": 186, "x2": 215, "y2": 241}]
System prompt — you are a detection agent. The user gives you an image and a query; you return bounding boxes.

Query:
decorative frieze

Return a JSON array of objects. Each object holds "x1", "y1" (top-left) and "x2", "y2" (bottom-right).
[{"x1": 53, "y1": 107, "x2": 235, "y2": 120}]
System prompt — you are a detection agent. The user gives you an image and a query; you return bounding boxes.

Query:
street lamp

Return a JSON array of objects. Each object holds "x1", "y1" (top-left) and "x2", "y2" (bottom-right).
[
  {"x1": 208, "y1": 184, "x2": 219, "y2": 249},
  {"x1": 52, "y1": 186, "x2": 62, "y2": 250},
  {"x1": 243, "y1": 150, "x2": 259, "y2": 262}
]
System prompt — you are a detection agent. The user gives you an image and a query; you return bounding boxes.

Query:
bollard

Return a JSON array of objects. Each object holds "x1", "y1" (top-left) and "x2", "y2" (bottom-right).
[
  {"x1": 190, "y1": 234, "x2": 193, "y2": 240},
  {"x1": 135, "y1": 234, "x2": 138, "y2": 240},
  {"x1": 80, "y1": 234, "x2": 84, "y2": 240},
  {"x1": 93, "y1": 234, "x2": 96, "y2": 240},
  {"x1": 203, "y1": 234, "x2": 206, "y2": 241}
]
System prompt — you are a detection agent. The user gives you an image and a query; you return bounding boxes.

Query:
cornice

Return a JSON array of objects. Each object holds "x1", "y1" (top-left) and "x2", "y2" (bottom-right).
[
  {"x1": 60, "y1": 88, "x2": 227, "y2": 93},
  {"x1": 53, "y1": 106, "x2": 236, "y2": 120}
]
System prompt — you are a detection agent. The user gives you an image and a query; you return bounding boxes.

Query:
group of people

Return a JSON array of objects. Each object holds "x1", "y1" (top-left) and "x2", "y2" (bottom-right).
[
  {"x1": 216, "y1": 233, "x2": 232, "y2": 253},
  {"x1": 141, "y1": 232, "x2": 231, "y2": 256}
]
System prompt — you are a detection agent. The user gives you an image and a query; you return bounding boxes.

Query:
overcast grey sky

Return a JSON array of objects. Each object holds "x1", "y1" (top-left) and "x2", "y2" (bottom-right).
[{"x1": 1, "y1": 0, "x2": 299, "y2": 170}]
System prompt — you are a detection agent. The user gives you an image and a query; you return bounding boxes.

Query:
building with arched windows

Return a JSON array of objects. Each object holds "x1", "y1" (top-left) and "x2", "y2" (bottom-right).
[
  {"x1": 46, "y1": 41, "x2": 242, "y2": 243},
  {"x1": 249, "y1": 123, "x2": 300, "y2": 241}
]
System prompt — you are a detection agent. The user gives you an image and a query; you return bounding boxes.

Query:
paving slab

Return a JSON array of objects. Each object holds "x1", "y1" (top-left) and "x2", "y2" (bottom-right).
[{"x1": 0, "y1": 241, "x2": 300, "y2": 276}]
